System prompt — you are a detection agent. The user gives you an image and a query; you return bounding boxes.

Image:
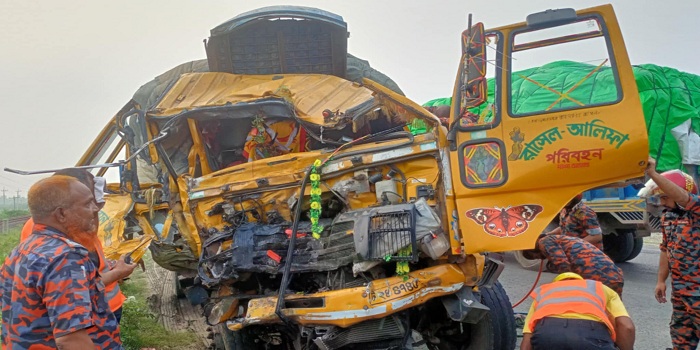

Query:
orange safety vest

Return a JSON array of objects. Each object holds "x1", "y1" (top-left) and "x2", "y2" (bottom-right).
[
  {"x1": 528, "y1": 279, "x2": 616, "y2": 341},
  {"x1": 20, "y1": 219, "x2": 127, "y2": 313}
]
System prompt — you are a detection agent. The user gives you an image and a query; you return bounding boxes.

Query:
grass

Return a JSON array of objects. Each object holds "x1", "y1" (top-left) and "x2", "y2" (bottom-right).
[
  {"x1": 0, "y1": 229, "x2": 21, "y2": 334},
  {"x1": 0, "y1": 210, "x2": 29, "y2": 220},
  {"x1": 0, "y1": 229, "x2": 20, "y2": 261},
  {"x1": 119, "y1": 257, "x2": 200, "y2": 350}
]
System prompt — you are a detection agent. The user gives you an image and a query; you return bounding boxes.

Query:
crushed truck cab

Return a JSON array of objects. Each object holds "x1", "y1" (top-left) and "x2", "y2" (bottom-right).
[{"x1": 72, "y1": 4, "x2": 647, "y2": 350}]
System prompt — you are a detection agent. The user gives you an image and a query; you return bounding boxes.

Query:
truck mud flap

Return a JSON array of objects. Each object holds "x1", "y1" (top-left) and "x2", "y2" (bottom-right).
[
  {"x1": 441, "y1": 286, "x2": 489, "y2": 324},
  {"x1": 477, "y1": 253, "x2": 505, "y2": 289}
]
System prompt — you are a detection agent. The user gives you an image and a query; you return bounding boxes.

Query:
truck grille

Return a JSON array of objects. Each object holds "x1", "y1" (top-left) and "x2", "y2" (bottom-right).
[
  {"x1": 314, "y1": 317, "x2": 405, "y2": 350},
  {"x1": 649, "y1": 215, "x2": 661, "y2": 231},
  {"x1": 367, "y1": 209, "x2": 417, "y2": 261},
  {"x1": 610, "y1": 211, "x2": 661, "y2": 231},
  {"x1": 610, "y1": 211, "x2": 643, "y2": 223},
  {"x1": 333, "y1": 203, "x2": 419, "y2": 262}
]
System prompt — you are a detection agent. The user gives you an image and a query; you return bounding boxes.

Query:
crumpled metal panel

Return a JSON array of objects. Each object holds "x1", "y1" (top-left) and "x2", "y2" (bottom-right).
[{"x1": 152, "y1": 73, "x2": 372, "y2": 127}]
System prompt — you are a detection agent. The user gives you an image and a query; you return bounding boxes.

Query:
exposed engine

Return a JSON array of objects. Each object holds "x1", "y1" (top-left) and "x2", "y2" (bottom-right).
[{"x1": 192, "y1": 148, "x2": 451, "y2": 349}]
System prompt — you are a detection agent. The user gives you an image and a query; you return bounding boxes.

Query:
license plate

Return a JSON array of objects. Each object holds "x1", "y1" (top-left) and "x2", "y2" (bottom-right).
[{"x1": 368, "y1": 278, "x2": 421, "y2": 304}]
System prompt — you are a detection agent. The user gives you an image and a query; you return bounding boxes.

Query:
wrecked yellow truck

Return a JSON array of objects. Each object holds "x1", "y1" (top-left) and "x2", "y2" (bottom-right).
[{"x1": 28, "y1": 4, "x2": 648, "y2": 349}]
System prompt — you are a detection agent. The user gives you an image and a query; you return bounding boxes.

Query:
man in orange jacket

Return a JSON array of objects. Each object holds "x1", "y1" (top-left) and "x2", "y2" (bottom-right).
[
  {"x1": 20, "y1": 169, "x2": 136, "y2": 322},
  {"x1": 520, "y1": 272, "x2": 635, "y2": 350}
]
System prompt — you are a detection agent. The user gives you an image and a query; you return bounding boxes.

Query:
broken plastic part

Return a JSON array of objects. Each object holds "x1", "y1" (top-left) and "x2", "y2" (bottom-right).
[
  {"x1": 420, "y1": 231, "x2": 450, "y2": 260},
  {"x1": 267, "y1": 250, "x2": 282, "y2": 264},
  {"x1": 284, "y1": 229, "x2": 307, "y2": 239},
  {"x1": 375, "y1": 179, "x2": 399, "y2": 204}
]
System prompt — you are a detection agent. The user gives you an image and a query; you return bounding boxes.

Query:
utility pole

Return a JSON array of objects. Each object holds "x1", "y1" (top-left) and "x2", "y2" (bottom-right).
[
  {"x1": 1, "y1": 187, "x2": 6, "y2": 208},
  {"x1": 14, "y1": 190, "x2": 20, "y2": 211}
]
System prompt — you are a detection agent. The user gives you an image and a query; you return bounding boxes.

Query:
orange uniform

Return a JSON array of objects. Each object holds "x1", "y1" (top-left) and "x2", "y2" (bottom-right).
[
  {"x1": 523, "y1": 273, "x2": 630, "y2": 350},
  {"x1": 528, "y1": 279, "x2": 616, "y2": 340},
  {"x1": 2, "y1": 224, "x2": 122, "y2": 348}
]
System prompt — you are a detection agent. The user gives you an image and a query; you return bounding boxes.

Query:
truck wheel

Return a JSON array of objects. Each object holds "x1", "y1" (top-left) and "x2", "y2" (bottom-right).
[
  {"x1": 513, "y1": 222, "x2": 558, "y2": 271},
  {"x1": 603, "y1": 229, "x2": 634, "y2": 263},
  {"x1": 512, "y1": 250, "x2": 544, "y2": 271},
  {"x1": 625, "y1": 236, "x2": 644, "y2": 261},
  {"x1": 212, "y1": 324, "x2": 246, "y2": 350},
  {"x1": 476, "y1": 281, "x2": 516, "y2": 350}
]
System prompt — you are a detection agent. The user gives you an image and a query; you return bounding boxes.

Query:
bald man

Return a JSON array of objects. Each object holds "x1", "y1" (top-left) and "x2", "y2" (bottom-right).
[
  {"x1": 0, "y1": 176, "x2": 122, "y2": 349},
  {"x1": 20, "y1": 169, "x2": 135, "y2": 323}
]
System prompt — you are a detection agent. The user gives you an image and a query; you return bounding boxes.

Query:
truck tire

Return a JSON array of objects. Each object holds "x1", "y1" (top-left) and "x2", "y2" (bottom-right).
[
  {"x1": 212, "y1": 324, "x2": 246, "y2": 350},
  {"x1": 603, "y1": 229, "x2": 634, "y2": 263},
  {"x1": 625, "y1": 236, "x2": 644, "y2": 261},
  {"x1": 477, "y1": 281, "x2": 516, "y2": 350},
  {"x1": 512, "y1": 250, "x2": 544, "y2": 271},
  {"x1": 513, "y1": 221, "x2": 558, "y2": 271}
]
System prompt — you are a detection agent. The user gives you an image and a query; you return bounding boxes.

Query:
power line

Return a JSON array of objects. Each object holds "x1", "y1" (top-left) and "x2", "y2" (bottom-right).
[{"x1": 0, "y1": 173, "x2": 33, "y2": 187}]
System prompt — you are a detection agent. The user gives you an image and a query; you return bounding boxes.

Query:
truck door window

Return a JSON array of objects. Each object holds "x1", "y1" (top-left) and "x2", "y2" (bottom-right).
[{"x1": 509, "y1": 17, "x2": 620, "y2": 116}]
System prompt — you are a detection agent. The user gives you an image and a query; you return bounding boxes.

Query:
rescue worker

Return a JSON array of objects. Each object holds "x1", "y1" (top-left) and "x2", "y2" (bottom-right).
[
  {"x1": 638, "y1": 157, "x2": 700, "y2": 349},
  {"x1": 0, "y1": 176, "x2": 123, "y2": 349},
  {"x1": 546, "y1": 194, "x2": 604, "y2": 250},
  {"x1": 19, "y1": 169, "x2": 136, "y2": 323},
  {"x1": 520, "y1": 272, "x2": 635, "y2": 350},
  {"x1": 522, "y1": 234, "x2": 624, "y2": 296}
]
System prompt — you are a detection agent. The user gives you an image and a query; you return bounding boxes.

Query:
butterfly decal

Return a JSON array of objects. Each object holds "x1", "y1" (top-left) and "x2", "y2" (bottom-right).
[{"x1": 465, "y1": 204, "x2": 544, "y2": 238}]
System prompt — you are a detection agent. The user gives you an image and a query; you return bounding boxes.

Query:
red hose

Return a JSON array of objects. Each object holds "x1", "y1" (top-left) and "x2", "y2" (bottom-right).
[{"x1": 512, "y1": 260, "x2": 544, "y2": 309}]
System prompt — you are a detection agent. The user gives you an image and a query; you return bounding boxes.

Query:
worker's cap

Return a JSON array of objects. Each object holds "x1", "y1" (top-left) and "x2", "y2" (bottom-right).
[
  {"x1": 93, "y1": 176, "x2": 106, "y2": 204},
  {"x1": 638, "y1": 169, "x2": 698, "y2": 199},
  {"x1": 552, "y1": 272, "x2": 583, "y2": 282}
]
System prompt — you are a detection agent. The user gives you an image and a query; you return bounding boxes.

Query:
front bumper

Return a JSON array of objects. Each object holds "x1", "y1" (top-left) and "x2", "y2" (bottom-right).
[{"x1": 227, "y1": 264, "x2": 468, "y2": 331}]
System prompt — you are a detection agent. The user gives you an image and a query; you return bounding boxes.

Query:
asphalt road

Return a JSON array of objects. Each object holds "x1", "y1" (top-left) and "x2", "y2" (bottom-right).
[{"x1": 499, "y1": 245, "x2": 672, "y2": 350}]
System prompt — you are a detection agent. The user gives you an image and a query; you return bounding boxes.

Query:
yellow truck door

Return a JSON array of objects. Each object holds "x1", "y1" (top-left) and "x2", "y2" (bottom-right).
[{"x1": 449, "y1": 5, "x2": 649, "y2": 253}]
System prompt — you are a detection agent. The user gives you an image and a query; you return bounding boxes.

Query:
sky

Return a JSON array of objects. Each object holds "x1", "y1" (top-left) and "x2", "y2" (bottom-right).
[{"x1": 0, "y1": 0, "x2": 698, "y2": 193}]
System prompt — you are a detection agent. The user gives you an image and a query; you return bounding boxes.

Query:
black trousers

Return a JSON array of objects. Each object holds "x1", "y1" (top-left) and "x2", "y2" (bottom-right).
[
  {"x1": 113, "y1": 307, "x2": 123, "y2": 324},
  {"x1": 531, "y1": 317, "x2": 616, "y2": 350}
]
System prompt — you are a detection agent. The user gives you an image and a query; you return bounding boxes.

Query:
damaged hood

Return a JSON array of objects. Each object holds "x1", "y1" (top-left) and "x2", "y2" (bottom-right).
[{"x1": 149, "y1": 72, "x2": 439, "y2": 128}]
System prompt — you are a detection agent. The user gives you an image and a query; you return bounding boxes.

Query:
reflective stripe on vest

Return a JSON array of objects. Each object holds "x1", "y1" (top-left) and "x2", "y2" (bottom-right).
[{"x1": 528, "y1": 279, "x2": 616, "y2": 340}]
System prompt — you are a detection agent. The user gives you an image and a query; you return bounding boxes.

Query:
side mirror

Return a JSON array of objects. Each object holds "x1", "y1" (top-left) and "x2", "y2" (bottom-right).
[
  {"x1": 459, "y1": 22, "x2": 487, "y2": 114},
  {"x1": 448, "y1": 18, "x2": 488, "y2": 151}
]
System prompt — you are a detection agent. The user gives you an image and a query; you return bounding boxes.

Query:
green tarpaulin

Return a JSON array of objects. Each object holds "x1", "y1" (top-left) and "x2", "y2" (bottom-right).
[{"x1": 424, "y1": 61, "x2": 700, "y2": 172}]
